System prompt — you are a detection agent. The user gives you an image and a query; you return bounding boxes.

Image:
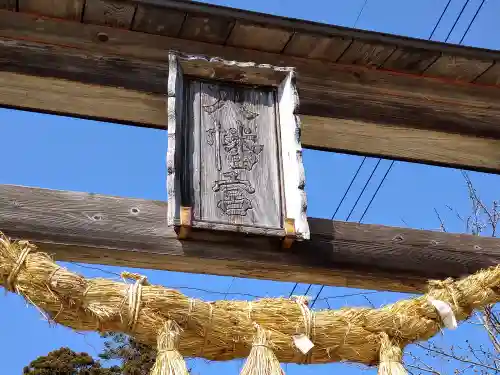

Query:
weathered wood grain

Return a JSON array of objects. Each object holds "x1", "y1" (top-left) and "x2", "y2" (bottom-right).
[
  {"x1": 118, "y1": 0, "x2": 500, "y2": 64},
  {"x1": 132, "y1": 4, "x2": 185, "y2": 36},
  {"x1": 177, "y1": 53, "x2": 289, "y2": 87},
  {"x1": 19, "y1": 0, "x2": 85, "y2": 20},
  {"x1": 83, "y1": 0, "x2": 136, "y2": 29},
  {"x1": 0, "y1": 71, "x2": 166, "y2": 127},
  {"x1": 0, "y1": 10, "x2": 496, "y2": 105},
  {"x1": 337, "y1": 40, "x2": 396, "y2": 67},
  {"x1": 474, "y1": 62, "x2": 500, "y2": 85},
  {"x1": 14, "y1": 0, "x2": 500, "y2": 86},
  {"x1": 1, "y1": 70, "x2": 496, "y2": 173},
  {"x1": 2, "y1": 10, "x2": 499, "y2": 138},
  {"x1": 166, "y1": 53, "x2": 183, "y2": 227},
  {"x1": 382, "y1": 47, "x2": 440, "y2": 74},
  {"x1": 4, "y1": 30, "x2": 497, "y2": 142},
  {"x1": 1, "y1": 12, "x2": 500, "y2": 172},
  {"x1": 301, "y1": 115, "x2": 500, "y2": 171},
  {"x1": 0, "y1": 184, "x2": 499, "y2": 293},
  {"x1": 180, "y1": 13, "x2": 233, "y2": 44},
  {"x1": 0, "y1": 38, "x2": 168, "y2": 93},
  {"x1": 282, "y1": 32, "x2": 351, "y2": 61},
  {"x1": 226, "y1": 21, "x2": 292, "y2": 53},
  {"x1": 278, "y1": 71, "x2": 309, "y2": 240},
  {"x1": 296, "y1": 73, "x2": 500, "y2": 139},
  {"x1": 0, "y1": 0, "x2": 16, "y2": 10},
  {"x1": 193, "y1": 81, "x2": 282, "y2": 230},
  {"x1": 424, "y1": 54, "x2": 494, "y2": 82}
]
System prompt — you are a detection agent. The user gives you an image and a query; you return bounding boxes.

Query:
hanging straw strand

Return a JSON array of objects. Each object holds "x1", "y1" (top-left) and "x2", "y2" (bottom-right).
[
  {"x1": 150, "y1": 320, "x2": 190, "y2": 375},
  {"x1": 240, "y1": 323, "x2": 284, "y2": 375},
  {"x1": 378, "y1": 332, "x2": 407, "y2": 375}
]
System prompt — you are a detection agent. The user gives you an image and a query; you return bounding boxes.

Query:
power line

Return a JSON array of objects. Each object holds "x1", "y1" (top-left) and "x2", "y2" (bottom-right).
[
  {"x1": 312, "y1": 0, "x2": 467, "y2": 308},
  {"x1": 290, "y1": 1, "x2": 379, "y2": 308},
  {"x1": 310, "y1": 285, "x2": 325, "y2": 308},
  {"x1": 346, "y1": 159, "x2": 382, "y2": 221},
  {"x1": 310, "y1": 161, "x2": 394, "y2": 308},
  {"x1": 445, "y1": 0, "x2": 471, "y2": 42},
  {"x1": 354, "y1": 0, "x2": 369, "y2": 27},
  {"x1": 288, "y1": 275, "x2": 313, "y2": 298},
  {"x1": 331, "y1": 157, "x2": 367, "y2": 220},
  {"x1": 288, "y1": 156, "x2": 368, "y2": 298},
  {"x1": 310, "y1": 159, "x2": 387, "y2": 308},
  {"x1": 298, "y1": 0, "x2": 459, "y2": 309},
  {"x1": 223, "y1": 277, "x2": 236, "y2": 299},
  {"x1": 301, "y1": 0, "x2": 479, "y2": 309},
  {"x1": 304, "y1": 284, "x2": 312, "y2": 296},
  {"x1": 429, "y1": 0, "x2": 453, "y2": 40},
  {"x1": 358, "y1": 160, "x2": 395, "y2": 223},
  {"x1": 459, "y1": 0, "x2": 486, "y2": 44},
  {"x1": 312, "y1": 0, "x2": 456, "y2": 306}
]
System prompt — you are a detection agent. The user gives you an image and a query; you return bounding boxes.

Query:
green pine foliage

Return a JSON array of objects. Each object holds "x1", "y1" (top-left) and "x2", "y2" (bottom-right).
[
  {"x1": 23, "y1": 334, "x2": 157, "y2": 375},
  {"x1": 22, "y1": 347, "x2": 121, "y2": 375}
]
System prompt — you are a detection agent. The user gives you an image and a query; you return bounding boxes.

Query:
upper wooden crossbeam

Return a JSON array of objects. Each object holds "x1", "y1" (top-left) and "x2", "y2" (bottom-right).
[
  {"x1": 0, "y1": 184, "x2": 499, "y2": 294},
  {"x1": 5, "y1": 0, "x2": 500, "y2": 85},
  {"x1": 0, "y1": 1, "x2": 499, "y2": 173},
  {"x1": 0, "y1": 11, "x2": 499, "y2": 173}
]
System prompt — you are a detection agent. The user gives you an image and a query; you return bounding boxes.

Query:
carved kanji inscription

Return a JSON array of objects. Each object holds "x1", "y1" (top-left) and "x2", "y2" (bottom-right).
[{"x1": 189, "y1": 80, "x2": 282, "y2": 228}]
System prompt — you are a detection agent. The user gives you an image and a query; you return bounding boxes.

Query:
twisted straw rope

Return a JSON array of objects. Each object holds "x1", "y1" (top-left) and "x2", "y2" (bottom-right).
[
  {"x1": 0, "y1": 233, "x2": 498, "y2": 366},
  {"x1": 150, "y1": 320, "x2": 190, "y2": 375}
]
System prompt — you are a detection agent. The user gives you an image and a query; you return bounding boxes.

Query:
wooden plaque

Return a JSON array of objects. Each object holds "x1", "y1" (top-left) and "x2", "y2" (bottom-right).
[{"x1": 167, "y1": 52, "x2": 309, "y2": 241}]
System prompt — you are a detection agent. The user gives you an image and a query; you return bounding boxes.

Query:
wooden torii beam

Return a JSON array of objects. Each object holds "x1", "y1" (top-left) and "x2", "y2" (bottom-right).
[
  {"x1": 0, "y1": 184, "x2": 498, "y2": 294},
  {"x1": 0, "y1": 9, "x2": 499, "y2": 173},
  {"x1": 0, "y1": 1, "x2": 499, "y2": 297}
]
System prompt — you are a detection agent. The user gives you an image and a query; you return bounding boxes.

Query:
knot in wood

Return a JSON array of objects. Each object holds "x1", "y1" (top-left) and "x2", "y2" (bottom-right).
[
  {"x1": 167, "y1": 165, "x2": 174, "y2": 175},
  {"x1": 392, "y1": 234, "x2": 404, "y2": 242},
  {"x1": 97, "y1": 32, "x2": 109, "y2": 42},
  {"x1": 10, "y1": 199, "x2": 21, "y2": 208}
]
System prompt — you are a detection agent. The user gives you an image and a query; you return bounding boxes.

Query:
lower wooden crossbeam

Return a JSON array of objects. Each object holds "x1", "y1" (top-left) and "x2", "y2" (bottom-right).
[{"x1": 0, "y1": 184, "x2": 498, "y2": 293}]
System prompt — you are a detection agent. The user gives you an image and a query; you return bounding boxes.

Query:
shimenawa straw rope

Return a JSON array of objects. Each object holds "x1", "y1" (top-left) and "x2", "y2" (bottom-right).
[
  {"x1": 150, "y1": 320, "x2": 190, "y2": 375},
  {"x1": 0, "y1": 233, "x2": 498, "y2": 373}
]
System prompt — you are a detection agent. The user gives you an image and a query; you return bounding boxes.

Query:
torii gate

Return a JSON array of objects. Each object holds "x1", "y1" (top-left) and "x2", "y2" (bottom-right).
[{"x1": 0, "y1": 0, "x2": 499, "y2": 374}]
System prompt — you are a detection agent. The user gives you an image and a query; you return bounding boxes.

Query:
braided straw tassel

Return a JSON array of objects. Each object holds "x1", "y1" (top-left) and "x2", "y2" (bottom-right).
[
  {"x1": 240, "y1": 323, "x2": 285, "y2": 375},
  {"x1": 378, "y1": 332, "x2": 407, "y2": 375},
  {"x1": 150, "y1": 320, "x2": 190, "y2": 375}
]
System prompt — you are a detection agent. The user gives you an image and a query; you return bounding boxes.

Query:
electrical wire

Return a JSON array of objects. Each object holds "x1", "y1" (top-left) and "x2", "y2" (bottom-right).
[
  {"x1": 459, "y1": 0, "x2": 486, "y2": 44},
  {"x1": 288, "y1": 156, "x2": 367, "y2": 299},
  {"x1": 289, "y1": 0, "x2": 473, "y2": 309},
  {"x1": 445, "y1": 0, "x2": 471, "y2": 42},
  {"x1": 310, "y1": 0, "x2": 463, "y2": 309},
  {"x1": 429, "y1": 0, "x2": 453, "y2": 40},
  {"x1": 354, "y1": 0, "x2": 369, "y2": 27},
  {"x1": 309, "y1": 160, "x2": 394, "y2": 308},
  {"x1": 358, "y1": 160, "x2": 395, "y2": 223},
  {"x1": 72, "y1": 263, "x2": 379, "y2": 302},
  {"x1": 332, "y1": 157, "x2": 367, "y2": 220},
  {"x1": 345, "y1": 159, "x2": 382, "y2": 221}
]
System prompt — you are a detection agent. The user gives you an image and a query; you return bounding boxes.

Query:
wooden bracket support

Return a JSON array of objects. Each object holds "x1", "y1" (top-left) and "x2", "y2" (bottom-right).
[
  {"x1": 282, "y1": 218, "x2": 296, "y2": 249},
  {"x1": 177, "y1": 206, "x2": 192, "y2": 240}
]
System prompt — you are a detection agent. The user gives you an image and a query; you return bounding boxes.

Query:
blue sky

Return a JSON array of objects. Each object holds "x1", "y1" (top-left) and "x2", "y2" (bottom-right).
[{"x1": 0, "y1": 0, "x2": 499, "y2": 374}]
